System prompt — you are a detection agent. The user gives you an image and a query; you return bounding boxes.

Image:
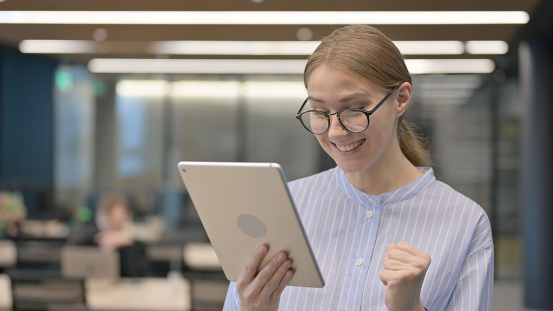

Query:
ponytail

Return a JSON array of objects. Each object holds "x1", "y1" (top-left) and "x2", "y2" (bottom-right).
[{"x1": 398, "y1": 119, "x2": 432, "y2": 167}]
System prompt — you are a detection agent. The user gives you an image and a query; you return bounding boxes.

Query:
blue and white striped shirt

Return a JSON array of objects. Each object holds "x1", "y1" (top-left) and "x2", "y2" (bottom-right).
[{"x1": 223, "y1": 166, "x2": 494, "y2": 310}]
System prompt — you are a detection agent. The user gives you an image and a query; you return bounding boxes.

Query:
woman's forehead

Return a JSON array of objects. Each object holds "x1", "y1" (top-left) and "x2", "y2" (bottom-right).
[{"x1": 306, "y1": 65, "x2": 380, "y2": 93}]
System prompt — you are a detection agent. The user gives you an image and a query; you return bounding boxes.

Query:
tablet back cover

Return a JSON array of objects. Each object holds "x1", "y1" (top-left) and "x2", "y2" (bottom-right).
[{"x1": 178, "y1": 161, "x2": 324, "y2": 288}]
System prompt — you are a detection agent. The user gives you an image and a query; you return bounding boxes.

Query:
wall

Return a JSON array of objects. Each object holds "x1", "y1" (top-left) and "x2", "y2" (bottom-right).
[{"x1": 0, "y1": 46, "x2": 57, "y2": 217}]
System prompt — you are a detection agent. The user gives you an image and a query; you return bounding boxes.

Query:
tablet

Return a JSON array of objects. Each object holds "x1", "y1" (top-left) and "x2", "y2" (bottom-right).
[{"x1": 177, "y1": 161, "x2": 324, "y2": 288}]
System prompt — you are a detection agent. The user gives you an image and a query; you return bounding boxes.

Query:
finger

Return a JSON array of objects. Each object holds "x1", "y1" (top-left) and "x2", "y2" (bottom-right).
[
  {"x1": 383, "y1": 244, "x2": 395, "y2": 261},
  {"x1": 260, "y1": 258, "x2": 292, "y2": 298},
  {"x1": 382, "y1": 257, "x2": 408, "y2": 271},
  {"x1": 389, "y1": 243, "x2": 431, "y2": 267},
  {"x1": 386, "y1": 248, "x2": 416, "y2": 264},
  {"x1": 394, "y1": 242, "x2": 425, "y2": 256},
  {"x1": 237, "y1": 244, "x2": 269, "y2": 284},
  {"x1": 252, "y1": 252, "x2": 288, "y2": 291},
  {"x1": 269, "y1": 266, "x2": 294, "y2": 306}
]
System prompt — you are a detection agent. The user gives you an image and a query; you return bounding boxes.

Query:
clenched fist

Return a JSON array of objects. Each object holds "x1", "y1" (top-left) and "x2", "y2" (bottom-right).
[{"x1": 379, "y1": 242, "x2": 431, "y2": 311}]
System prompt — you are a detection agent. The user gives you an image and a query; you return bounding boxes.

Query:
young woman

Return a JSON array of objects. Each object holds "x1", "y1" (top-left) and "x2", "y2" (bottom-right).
[{"x1": 223, "y1": 25, "x2": 494, "y2": 311}]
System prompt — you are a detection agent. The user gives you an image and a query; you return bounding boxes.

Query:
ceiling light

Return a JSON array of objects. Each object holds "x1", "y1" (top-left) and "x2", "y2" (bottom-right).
[
  {"x1": 20, "y1": 40, "x2": 98, "y2": 53},
  {"x1": 296, "y1": 28, "x2": 314, "y2": 41},
  {"x1": 465, "y1": 41, "x2": 509, "y2": 54},
  {"x1": 405, "y1": 59, "x2": 495, "y2": 74},
  {"x1": 395, "y1": 41, "x2": 464, "y2": 55},
  {"x1": 171, "y1": 81, "x2": 241, "y2": 98},
  {"x1": 88, "y1": 59, "x2": 307, "y2": 74},
  {"x1": 244, "y1": 81, "x2": 306, "y2": 98},
  {"x1": 20, "y1": 40, "x2": 317, "y2": 55},
  {"x1": 89, "y1": 58, "x2": 495, "y2": 74},
  {"x1": 418, "y1": 89, "x2": 475, "y2": 99},
  {"x1": 93, "y1": 28, "x2": 108, "y2": 42},
  {"x1": 415, "y1": 75, "x2": 483, "y2": 89},
  {"x1": 151, "y1": 41, "x2": 319, "y2": 55},
  {"x1": 23, "y1": 40, "x2": 475, "y2": 56},
  {"x1": 0, "y1": 11, "x2": 529, "y2": 25},
  {"x1": 116, "y1": 80, "x2": 170, "y2": 97},
  {"x1": 417, "y1": 82, "x2": 481, "y2": 90}
]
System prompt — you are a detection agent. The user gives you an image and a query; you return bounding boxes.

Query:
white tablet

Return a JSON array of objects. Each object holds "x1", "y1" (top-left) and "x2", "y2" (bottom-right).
[{"x1": 177, "y1": 161, "x2": 324, "y2": 288}]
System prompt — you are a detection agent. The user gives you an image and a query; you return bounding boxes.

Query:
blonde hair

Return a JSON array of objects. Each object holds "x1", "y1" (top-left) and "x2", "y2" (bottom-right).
[{"x1": 304, "y1": 25, "x2": 431, "y2": 167}]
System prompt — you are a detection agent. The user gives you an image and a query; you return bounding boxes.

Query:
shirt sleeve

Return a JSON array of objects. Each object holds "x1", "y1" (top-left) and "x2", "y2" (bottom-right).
[
  {"x1": 445, "y1": 246, "x2": 494, "y2": 311},
  {"x1": 223, "y1": 281, "x2": 240, "y2": 311}
]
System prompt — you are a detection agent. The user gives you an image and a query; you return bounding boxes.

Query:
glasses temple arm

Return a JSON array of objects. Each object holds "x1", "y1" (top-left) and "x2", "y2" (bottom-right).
[
  {"x1": 367, "y1": 85, "x2": 399, "y2": 114},
  {"x1": 296, "y1": 98, "x2": 309, "y2": 116}
]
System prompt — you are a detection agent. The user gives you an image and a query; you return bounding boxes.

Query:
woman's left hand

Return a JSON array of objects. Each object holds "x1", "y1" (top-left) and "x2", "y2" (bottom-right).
[{"x1": 379, "y1": 242, "x2": 431, "y2": 311}]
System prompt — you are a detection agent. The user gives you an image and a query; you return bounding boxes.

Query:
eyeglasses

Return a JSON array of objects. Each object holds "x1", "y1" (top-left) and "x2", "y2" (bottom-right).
[{"x1": 296, "y1": 86, "x2": 398, "y2": 135}]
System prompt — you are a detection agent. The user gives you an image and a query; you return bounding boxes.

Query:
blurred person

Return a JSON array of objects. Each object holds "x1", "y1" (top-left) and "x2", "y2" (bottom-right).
[
  {"x1": 223, "y1": 25, "x2": 493, "y2": 311},
  {"x1": 67, "y1": 191, "x2": 151, "y2": 277}
]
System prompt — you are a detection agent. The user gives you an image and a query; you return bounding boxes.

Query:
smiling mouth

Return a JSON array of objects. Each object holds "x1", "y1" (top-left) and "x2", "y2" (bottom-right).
[{"x1": 335, "y1": 139, "x2": 366, "y2": 152}]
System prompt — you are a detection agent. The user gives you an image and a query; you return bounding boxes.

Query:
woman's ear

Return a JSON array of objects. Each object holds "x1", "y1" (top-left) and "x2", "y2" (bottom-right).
[{"x1": 395, "y1": 81, "x2": 412, "y2": 118}]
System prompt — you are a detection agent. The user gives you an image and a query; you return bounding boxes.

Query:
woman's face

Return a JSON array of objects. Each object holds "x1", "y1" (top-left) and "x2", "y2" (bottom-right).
[{"x1": 306, "y1": 64, "x2": 401, "y2": 174}]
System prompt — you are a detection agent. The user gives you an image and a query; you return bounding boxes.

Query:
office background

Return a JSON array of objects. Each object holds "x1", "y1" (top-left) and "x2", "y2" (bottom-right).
[{"x1": 1, "y1": 0, "x2": 552, "y2": 310}]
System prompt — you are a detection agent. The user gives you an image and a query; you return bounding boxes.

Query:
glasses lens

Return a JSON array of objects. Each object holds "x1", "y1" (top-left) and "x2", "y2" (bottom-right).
[
  {"x1": 340, "y1": 109, "x2": 369, "y2": 132},
  {"x1": 300, "y1": 111, "x2": 328, "y2": 134}
]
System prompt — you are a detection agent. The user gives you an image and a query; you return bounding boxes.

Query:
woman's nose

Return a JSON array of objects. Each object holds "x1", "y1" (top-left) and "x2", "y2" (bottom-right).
[{"x1": 327, "y1": 114, "x2": 349, "y2": 138}]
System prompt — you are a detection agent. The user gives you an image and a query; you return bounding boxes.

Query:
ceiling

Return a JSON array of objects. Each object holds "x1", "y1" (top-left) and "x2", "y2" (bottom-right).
[{"x1": 0, "y1": 0, "x2": 543, "y2": 68}]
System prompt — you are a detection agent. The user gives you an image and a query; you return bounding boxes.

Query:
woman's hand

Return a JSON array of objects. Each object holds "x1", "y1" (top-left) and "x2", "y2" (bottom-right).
[
  {"x1": 236, "y1": 245, "x2": 294, "y2": 311},
  {"x1": 379, "y1": 242, "x2": 431, "y2": 311}
]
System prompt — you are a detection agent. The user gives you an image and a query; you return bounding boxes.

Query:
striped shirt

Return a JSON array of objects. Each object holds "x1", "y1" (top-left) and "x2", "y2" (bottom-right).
[{"x1": 223, "y1": 166, "x2": 494, "y2": 310}]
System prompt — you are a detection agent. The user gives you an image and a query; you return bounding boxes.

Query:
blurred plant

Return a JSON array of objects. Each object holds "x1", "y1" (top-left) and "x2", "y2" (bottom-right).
[
  {"x1": 0, "y1": 191, "x2": 27, "y2": 237},
  {"x1": 69, "y1": 205, "x2": 93, "y2": 229}
]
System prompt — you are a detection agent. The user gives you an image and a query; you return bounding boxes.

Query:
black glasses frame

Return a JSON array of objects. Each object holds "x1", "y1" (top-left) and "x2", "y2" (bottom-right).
[{"x1": 296, "y1": 85, "x2": 399, "y2": 135}]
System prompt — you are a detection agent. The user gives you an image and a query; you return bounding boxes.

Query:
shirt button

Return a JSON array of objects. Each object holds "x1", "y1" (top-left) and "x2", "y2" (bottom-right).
[
  {"x1": 366, "y1": 211, "x2": 374, "y2": 219},
  {"x1": 355, "y1": 258, "x2": 364, "y2": 266}
]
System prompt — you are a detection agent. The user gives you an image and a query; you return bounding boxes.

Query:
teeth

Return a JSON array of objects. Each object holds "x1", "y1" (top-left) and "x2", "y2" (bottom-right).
[{"x1": 336, "y1": 140, "x2": 364, "y2": 152}]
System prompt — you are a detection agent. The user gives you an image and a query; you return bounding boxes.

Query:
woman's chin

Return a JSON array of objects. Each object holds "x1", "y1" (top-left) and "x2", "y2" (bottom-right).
[{"x1": 335, "y1": 161, "x2": 367, "y2": 174}]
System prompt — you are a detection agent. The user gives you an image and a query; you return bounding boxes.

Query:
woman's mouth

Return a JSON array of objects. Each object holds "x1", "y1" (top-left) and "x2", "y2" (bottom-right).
[{"x1": 335, "y1": 139, "x2": 366, "y2": 152}]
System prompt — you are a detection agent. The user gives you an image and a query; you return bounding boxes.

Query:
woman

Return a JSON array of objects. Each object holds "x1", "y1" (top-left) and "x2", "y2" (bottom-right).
[{"x1": 223, "y1": 25, "x2": 494, "y2": 311}]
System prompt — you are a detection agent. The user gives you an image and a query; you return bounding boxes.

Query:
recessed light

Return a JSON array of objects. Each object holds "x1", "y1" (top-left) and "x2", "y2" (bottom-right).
[
  {"x1": 93, "y1": 28, "x2": 108, "y2": 42},
  {"x1": 296, "y1": 28, "x2": 313, "y2": 41}
]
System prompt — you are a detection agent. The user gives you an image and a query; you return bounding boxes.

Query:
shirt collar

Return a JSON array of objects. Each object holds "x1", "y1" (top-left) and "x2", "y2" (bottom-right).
[{"x1": 335, "y1": 166, "x2": 436, "y2": 205}]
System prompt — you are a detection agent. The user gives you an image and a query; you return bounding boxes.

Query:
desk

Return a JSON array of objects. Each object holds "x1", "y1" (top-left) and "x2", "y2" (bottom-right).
[
  {"x1": 0, "y1": 274, "x2": 12, "y2": 310},
  {"x1": 86, "y1": 277, "x2": 191, "y2": 311},
  {"x1": 183, "y1": 243, "x2": 222, "y2": 271},
  {"x1": 0, "y1": 241, "x2": 16, "y2": 267}
]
